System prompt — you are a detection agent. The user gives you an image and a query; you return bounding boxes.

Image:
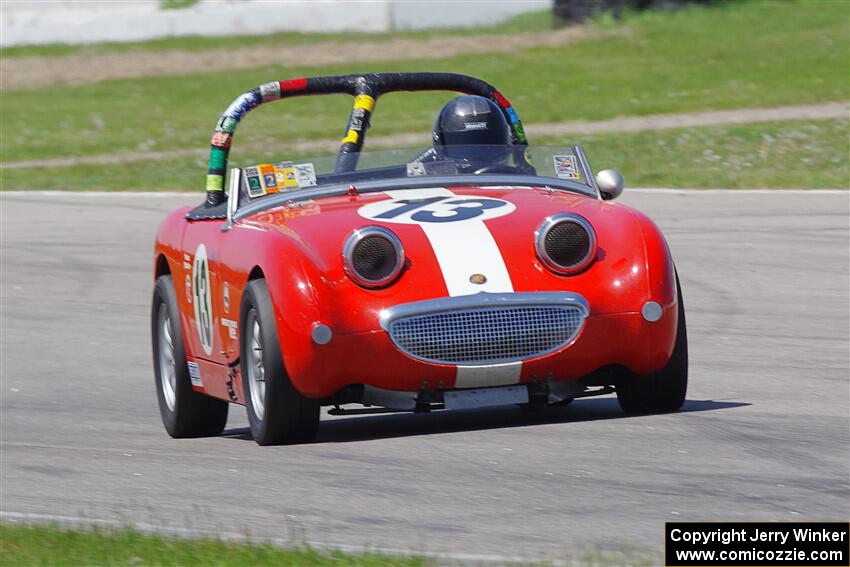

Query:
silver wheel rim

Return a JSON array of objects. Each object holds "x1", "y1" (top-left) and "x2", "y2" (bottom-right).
[
  {"x1": 246, "y1": 310, "x2": 266, "y2": 421},
  {"x1": 157, "y1": 302, "x2": 177, "y2": 412}
]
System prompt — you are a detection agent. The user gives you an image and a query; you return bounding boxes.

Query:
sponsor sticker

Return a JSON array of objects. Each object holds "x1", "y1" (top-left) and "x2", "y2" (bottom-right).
[
  {"x1": 259, "y1": 164, "x2": 279, "y2": 193},
  {"x1": 243, "y1": 166, "x2": 264, "y2": 198},
  {"x1": 293, "y1": 162, "x2": 317, "y2": 188},
  {"x1": 242, "y1": 161, "x2": 316, "y2": 196},
  {"x1": 274, "y1": 162, "x2": 299, "y2": 190},
  {"x1": 220, "y1": 318, "x2": 238, "y2": 339},
  {"x1": 464, "y1": 121, "x2": 487, "y2": 130},
  {"x1": 187, "y1": 361, "x2": 203, "y2": 387},
  {"x1": 406, "y1": 162, "x2": 427, "y2": 177},
  {"x1": 553, "y1": 154, "x2": 580, "y2": 180}
]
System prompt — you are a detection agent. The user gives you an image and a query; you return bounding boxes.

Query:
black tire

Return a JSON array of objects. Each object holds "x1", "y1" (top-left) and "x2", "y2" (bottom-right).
[
  {"x1": 151, "y1": 275, "x2": 229, "y2": 437},
  {"x1": 616, "y1": 274, "x2": 688, "y2": 414},
  {"x1": 240, "y1": 279, "x2": 320, "y2": 445}
]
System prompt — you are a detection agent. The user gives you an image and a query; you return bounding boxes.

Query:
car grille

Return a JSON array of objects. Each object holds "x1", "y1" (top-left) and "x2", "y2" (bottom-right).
[{"x1": 386, "y1": 304, "x2": 585, "y2": 365}]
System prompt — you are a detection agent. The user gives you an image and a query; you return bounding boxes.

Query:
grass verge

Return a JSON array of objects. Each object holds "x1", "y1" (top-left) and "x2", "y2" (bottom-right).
[
  {"x1": 0, "y1": 522, "x2": 658, "y2": 567},
  {"x1": 2, "y1": 119, "x2": 845, "y2": 191},
  {"x1": 549, "y1": 118, "x2": 850, "y2": 189},
  {"x1": 1, "y1": 0, "x2": 848, "y2": 164},
  {"x1": 0, "y1": 523, "x2": 430, "y2": 567}
]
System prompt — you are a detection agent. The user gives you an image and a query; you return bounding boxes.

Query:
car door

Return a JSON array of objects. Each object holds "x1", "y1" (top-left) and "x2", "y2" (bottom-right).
[{"x1": 179, "y1": 220, "x2": 226, "y2": 365}]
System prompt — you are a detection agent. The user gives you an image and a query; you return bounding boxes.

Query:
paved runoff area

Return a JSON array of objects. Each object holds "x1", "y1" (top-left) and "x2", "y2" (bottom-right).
[{"x1": 1, "y1": 190, "x2": 848, "y2": 562}]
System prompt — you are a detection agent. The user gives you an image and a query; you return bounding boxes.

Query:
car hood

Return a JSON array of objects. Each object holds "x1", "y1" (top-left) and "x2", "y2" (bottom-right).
[{"x1": 239, "y1": 184, "x2": 668, "y2": 330}]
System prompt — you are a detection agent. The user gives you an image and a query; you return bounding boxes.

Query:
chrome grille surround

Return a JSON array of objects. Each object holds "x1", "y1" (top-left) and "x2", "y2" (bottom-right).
[{"x1": 380, "y1": 292, "x2": 589, "y2": 366}]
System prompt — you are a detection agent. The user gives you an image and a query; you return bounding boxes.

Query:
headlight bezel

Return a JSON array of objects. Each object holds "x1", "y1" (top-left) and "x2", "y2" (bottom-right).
[
  {"x1": 535, "y1": 213, "x2": 597, "y2": 276},
  {"x1": 343, "y1": 226, "x2": 405, "y2": 289}
]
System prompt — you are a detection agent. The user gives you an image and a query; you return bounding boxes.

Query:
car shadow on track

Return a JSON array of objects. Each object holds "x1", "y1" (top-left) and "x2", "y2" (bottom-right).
[{"x1": 220, "y1": 398, "x2": 749, "y2": 444}]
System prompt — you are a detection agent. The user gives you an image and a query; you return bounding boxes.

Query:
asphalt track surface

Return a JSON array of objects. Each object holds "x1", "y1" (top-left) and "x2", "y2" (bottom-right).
[{"x1": 1, "y1": 190, "x2": 848, "y2": 563}]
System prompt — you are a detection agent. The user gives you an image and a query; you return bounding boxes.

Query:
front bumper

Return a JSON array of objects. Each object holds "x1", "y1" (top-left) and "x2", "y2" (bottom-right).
[{"x1": 281, "y1": 292, "x2": 678, "y2": 398}]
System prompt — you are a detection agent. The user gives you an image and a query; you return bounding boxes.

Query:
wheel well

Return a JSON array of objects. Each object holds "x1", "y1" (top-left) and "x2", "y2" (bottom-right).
[
  {"x1": 248, "y1": 266, "x2": 265, "y2": 281},
  {"x1": 155, "y1": 254, "x2": 170, "y2": 279}
]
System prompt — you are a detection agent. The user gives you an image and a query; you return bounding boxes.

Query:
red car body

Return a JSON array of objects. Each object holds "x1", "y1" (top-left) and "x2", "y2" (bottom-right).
[
  {"x1": 150, "y1": 73, "x2": 687, "y2": 444},
  {"x1": 154, "y1": 187, "x2": 677, "y2": 402}
]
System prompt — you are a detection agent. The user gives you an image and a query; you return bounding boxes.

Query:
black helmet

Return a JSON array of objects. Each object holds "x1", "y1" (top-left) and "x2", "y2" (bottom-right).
[{"x1": 433, "y1": 95, "x2": 510, "y2": 161}]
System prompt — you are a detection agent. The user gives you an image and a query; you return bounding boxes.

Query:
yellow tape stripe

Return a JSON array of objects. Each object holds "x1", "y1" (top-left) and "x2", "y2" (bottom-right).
[
  {"x1": 341, "y1": 129, "x2": 359, "y2": 145},
  {"x1": 353, "y1": 94, "x2": 375, "y2": 112},
  {"x1": 206, "y1": 174, "x2": 224, "y2": 191}
]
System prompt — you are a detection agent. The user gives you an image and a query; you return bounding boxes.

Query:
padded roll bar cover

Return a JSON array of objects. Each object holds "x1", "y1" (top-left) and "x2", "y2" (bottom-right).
[{"x1": 194, "y1": 73, "x2": 528, "y2": 217}]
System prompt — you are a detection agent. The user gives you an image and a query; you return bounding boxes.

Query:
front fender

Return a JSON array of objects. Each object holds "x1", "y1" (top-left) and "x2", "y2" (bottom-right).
[
  {"x1": 630, "y1": 207, "x2": 678, "y2": 370},
  {"x1": 220, "y1": 222, "x2": 330, "y2": 397},
  {"x1": 152, "y1": 206, "x2": 191, "y2": 279}
]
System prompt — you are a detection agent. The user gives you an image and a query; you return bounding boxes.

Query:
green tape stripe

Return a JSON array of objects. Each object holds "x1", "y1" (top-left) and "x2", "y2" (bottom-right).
[
  {"x1": 209, "y1": 146, "x2": 227, "y2": 170},
  {"x1": 514, "y1": 122, "x2": 528, "y2": 145}
]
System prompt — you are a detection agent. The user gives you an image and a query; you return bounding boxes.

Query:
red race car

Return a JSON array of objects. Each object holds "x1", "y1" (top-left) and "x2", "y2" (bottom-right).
[{"x1": 151, "y1": 73, "x2": 687, "y2": 445}]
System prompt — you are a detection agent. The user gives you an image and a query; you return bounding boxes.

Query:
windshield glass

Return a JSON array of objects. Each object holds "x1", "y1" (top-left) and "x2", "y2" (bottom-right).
[{"x1": 235, "y1": 146, "x2": 590, "y2": 201}]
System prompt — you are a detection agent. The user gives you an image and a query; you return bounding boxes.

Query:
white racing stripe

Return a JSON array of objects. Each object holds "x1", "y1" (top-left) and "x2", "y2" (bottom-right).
[
  {"x1": 420, "y1": 218, "x2": 513, "y2": 297},
  {"x1": 384, "y1": 188, "x2": 522, "y2": 388},
  {"x1": 383, "y1": 188, "x2": 513, "y2": 296}
]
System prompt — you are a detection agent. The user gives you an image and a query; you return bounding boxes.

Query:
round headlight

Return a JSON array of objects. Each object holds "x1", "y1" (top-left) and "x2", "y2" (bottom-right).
[
  {"x1": 535, "y1": 214, "x2": 596, "y2": 275},
  {"x1": 343, "y1": 226, "x2": 405, "y2": 288}
]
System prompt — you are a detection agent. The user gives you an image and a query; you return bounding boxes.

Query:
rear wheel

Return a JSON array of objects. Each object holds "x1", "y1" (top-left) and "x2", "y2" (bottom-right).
[
  {"x1": 241, "y1": 279, "x2": 320, "y2": 445},
  {"x1": 152, "y1": 275, "x2": 228, "y2": 437},
  {"x1": 616, "y1": 274, "x2": 688, "y2": 414}
]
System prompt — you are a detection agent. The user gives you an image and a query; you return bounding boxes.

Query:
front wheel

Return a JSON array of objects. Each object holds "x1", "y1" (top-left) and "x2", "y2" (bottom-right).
[
  {"x1": 241, "y1": 279, "x2": 320, "y2": 445},
  {"x1": 151, "y1": 275, "x2": 228, "y2": 437},
  {"x1": 616, "y1": 274, "x2": 688, "y2": 414}
]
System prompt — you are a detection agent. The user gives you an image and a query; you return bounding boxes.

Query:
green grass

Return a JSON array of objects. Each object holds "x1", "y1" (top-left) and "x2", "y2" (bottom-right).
[
  {"x1": 0, "y1": 522, "x2": 656, "y2": 566},
  {"x1": 573, "y1": 118, "x2": 850, "y2": 189},
  {"x1": 0, "y1": 10, "x2": 553, "y2": 58},
  {"x1": 1, "y1": 0, "x2": 847, "y2": 166},
  {"x1": 160, "y1": 0, "x2": 199, "y2": 9},
  {"x1": 3, "y1": 119, "x2": 845, "y2": 191},
  {"x1": 0, "y1": 0, "x2": 847, "y2": 191},
  {"x1": 0, "y1": 523, "x2": 431, "y2": 567}
]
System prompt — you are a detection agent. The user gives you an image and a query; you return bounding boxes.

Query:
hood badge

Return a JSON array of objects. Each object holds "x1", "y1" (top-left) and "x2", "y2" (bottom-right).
[{"x1": 469, "y1": 273, "x2": 487, "y2": 285}]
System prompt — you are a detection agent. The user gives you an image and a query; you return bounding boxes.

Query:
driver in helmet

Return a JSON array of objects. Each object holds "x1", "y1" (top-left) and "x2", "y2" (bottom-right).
[{"x1": 411, "y1": 95, "x2": 513, "y2": 174}]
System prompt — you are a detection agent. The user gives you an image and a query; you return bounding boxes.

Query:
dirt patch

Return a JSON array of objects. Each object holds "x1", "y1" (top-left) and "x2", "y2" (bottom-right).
[{"x1": 1, "y1": 27, "x2": 603, "y2": 91}]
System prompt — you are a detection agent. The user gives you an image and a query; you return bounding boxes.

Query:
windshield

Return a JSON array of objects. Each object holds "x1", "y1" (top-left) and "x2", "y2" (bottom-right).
[{"x1": 234, "y1": 145, "x2": 592, "y2": 202}]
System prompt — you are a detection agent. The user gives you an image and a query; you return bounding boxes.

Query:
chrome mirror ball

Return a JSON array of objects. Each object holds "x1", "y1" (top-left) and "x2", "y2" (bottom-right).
[{"x1": 596, "y1": 169, "x2": 624, "y2": 200}]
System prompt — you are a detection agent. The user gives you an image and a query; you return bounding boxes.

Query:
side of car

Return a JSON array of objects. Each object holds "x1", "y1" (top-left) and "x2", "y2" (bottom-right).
[{"x1": 152, "y1": 208, "x2": 325, "y2": 443}]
